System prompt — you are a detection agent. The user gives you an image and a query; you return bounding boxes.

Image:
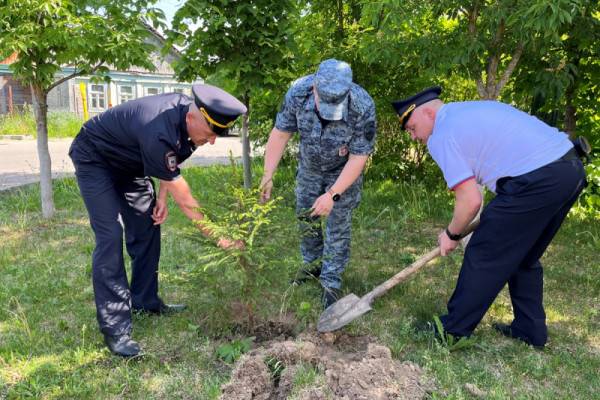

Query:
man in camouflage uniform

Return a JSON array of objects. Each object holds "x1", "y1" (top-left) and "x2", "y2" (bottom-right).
[{"x1": 260, "y1": 59, "x2": 377, "y2": 309}]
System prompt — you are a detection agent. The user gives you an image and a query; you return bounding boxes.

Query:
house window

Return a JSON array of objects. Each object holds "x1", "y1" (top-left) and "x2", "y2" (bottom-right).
[
  {"x1": 145, "y1": 86, "x2": 161, "y2": 96},
  {"x1": 173, "y1": 88, "x2": 185, "y2": 94},
  {"x1": 89, "y1": 84, "x2": 106, "y2": 110},
  {"x1": 119, "y1": 85, "x2": 135, "y2": 104}
]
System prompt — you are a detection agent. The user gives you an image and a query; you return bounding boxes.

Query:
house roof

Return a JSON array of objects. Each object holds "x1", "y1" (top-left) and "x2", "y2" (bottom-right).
[{"x1": 0, "y1": 53, "x2": 18, "y2": 65}]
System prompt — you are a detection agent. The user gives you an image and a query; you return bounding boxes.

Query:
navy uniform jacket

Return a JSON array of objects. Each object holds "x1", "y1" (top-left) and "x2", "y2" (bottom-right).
[{"x1": 79, "y1": 93, "x2": 196, "y2": 181}]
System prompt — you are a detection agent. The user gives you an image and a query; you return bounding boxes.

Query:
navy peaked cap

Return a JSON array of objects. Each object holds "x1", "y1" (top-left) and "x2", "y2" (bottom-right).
[
  {"x1": 391, "y1": 86, "x2": 442, "y2": 129},
  {"x1": 192, "y1": 84, "x2": 247, "y2": 136}
]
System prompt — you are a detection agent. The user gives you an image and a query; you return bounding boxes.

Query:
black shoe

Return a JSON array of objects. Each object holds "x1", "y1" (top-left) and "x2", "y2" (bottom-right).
[
  {"x1": 492, "y1": 322, "x2": 545, "y2": 350},
  {"x1": 104, "y1": 333, "x2": 140, "y2": 357},
  {"x1": 133, "y1": 301, "x2": 187, "y2": 315},
  {"x1": 322, "y1": 287, "x2": 341, "y2": 309},
  {"x1": 291, "y1": 266, "x2": 321, "y2": 285}
]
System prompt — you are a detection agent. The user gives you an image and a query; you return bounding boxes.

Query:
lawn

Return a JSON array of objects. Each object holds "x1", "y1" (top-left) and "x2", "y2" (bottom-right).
[{"x1": 0, "y1": 163, "x2": 598, "y2": 399}]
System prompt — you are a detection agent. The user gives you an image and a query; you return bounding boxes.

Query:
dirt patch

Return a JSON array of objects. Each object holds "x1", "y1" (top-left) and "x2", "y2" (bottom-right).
[
  {"x1": 220, "y1": 330, "x2": 430, "y2": 400},
  {"x1": 229, "y1": 312, "x2": 299, "y2": 343}
]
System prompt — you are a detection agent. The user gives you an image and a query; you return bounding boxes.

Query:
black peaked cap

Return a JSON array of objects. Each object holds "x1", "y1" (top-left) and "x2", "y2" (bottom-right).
[
  {"x1": 391, "y1": 86, "x2": 442, "y2": 129},
  {"x1": 192, "y1": 84, "x2": 247, "y2": 136}
]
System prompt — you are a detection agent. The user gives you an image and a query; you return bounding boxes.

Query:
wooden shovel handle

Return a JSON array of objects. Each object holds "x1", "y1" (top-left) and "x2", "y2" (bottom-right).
[{"x1": 365, "y1": 219, "x2": 480, "y2": 303}]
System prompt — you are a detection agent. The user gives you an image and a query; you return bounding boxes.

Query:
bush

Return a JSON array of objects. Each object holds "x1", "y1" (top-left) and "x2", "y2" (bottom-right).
[
  {"x1": 572, "y1": 156, "x2": 600, "y2": 219},
  {"x1": 368, "y1": 114, "x2": 442, "y2": 184},
  {"x1": 0, "y1": 106, "x2": 35, "y2": 135}
]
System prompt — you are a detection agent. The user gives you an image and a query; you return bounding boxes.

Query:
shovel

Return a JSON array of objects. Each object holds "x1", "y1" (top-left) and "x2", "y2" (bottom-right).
[{"x1": 317, "y1": 220, "x2": 480, "y2": 333}]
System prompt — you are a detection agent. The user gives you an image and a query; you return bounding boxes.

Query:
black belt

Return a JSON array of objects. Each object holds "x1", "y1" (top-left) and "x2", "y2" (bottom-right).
[{"x1": 558, "y1": 147, "x2": 578, "y2": 162}]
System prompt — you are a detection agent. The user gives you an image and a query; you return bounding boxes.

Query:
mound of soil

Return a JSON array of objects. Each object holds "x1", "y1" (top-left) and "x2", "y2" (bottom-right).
[{"x1": 220, "y1": 331, "x2": 430, "y2": 400}]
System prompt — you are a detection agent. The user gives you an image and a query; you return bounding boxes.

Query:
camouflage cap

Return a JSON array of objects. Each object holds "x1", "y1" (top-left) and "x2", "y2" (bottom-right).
[{"x1": 314, "y1": 59, "x2": 352, "y2": 121}]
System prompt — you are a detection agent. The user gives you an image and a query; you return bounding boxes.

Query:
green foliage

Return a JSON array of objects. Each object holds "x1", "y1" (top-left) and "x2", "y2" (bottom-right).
[
  {"x1": 167, "y1": 0, "x2": 297, "y2": 102},
  {"x1": 233, "y1": 0, "x2": 599, "y2": 210},
  {"x1": 265, "y1": 355, "x2": 285, "y2": 381},
  {"x1": 0, "y1": 107, "x2": 82, "y2": 138},
  {"x1": 573, "y1": 157, "x2": 600, "y2": 219},
  {"x1": 0, "y1": 107, "x2": 35, "y2": 136},
  {"x1": 433, "y1": 315, "x2": 478, "y2": 351},
  {"x1": 215, "y1": 337, "x2": 254, "y2": 363},
  {"x1": 369, "y1": 114, "x2": 439, "y2": 181},
  {"x1": 186, "y1": 162, "x2": 285, "y2": 325},
  {"x1": 507, "y1": 0, "x2": 600, "y2": 135},
  {"x1": 0, "y1": 0, "x2": 166, "y2": 216},
  {"x1": 0, "y1": 165, "x2": 599, "y2": 398},
  {"x1": 296, "y1": 301, "x2": 312, "y2": 319},
  {"x1": 0, "y1": 0, "x2": 165, "y2": 90}
]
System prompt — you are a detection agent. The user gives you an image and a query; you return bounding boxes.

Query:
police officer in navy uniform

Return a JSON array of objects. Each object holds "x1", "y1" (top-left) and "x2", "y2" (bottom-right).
[
  {"x1": 391, "y1": 87, "x2": 587, "y2": 349},
  {"x1": 69, "y1": 84, "x2": 246, "y2": 357},
  {"x1": 260, "y1": 59, "x2": 377, "y2": 309}
]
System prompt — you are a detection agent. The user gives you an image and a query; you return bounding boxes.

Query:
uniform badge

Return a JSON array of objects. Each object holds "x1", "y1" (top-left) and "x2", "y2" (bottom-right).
[
  {"x1": 365, "y1": 121, "x2": 376, "y2": 141},
  {"x1": 338, "y1": 145, "x2": 349, "y2": 157},
  {"x1": 165, "y1": 151, "x2": 178, "y2": 172}
]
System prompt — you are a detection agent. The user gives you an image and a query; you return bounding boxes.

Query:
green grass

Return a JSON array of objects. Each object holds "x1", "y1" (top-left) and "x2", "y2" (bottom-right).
[
  {"x1": 0, "y1": 163, "x2": 599, "y2": 399},
  {"x1": 0, "y1": 109, "x2": 83, "y2": 138}
]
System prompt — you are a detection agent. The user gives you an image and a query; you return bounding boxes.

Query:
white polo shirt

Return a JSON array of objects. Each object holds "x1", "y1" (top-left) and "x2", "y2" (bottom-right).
[{"x1": 427, "y1": 101, "x2": 573, "y2": 193}]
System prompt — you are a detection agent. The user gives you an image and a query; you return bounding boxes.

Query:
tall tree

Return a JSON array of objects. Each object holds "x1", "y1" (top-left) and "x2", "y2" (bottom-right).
[
  {"x1": 0, "y1": 0, "x2": 164, "y2": 218},
  {"x1": 510, "y1": 0, "x2": 599, "y2": 138},
  {"x1": 167, "y1": 0, "x2": 297, "y2": 189},
  {"x1": 360, "y1": 0, "x2": 590, "y2": 100}
]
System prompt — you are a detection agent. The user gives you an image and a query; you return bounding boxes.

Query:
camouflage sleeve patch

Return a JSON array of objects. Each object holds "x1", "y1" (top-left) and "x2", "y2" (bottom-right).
[
  {"x1": 349, "y1": 96, "x2": 377, "y2": 155},
  {"x1": 364, "y1": 120, "x2": 376, "y2": 141}
]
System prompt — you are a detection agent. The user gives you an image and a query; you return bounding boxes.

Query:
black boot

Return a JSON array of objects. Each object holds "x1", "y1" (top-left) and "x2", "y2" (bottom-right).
[
  {"x1": 104, "y1": 334, "x2": 141, "y2": 357},
  {"x1": 133, "y1": 300, "x2": 186, "y2": 315},
  {"x1": 493, "y1": 322, "x2": 544, "y2": 350},
  {"x1": 321, "y1": 287, "x2": 341, "y2": 309}
]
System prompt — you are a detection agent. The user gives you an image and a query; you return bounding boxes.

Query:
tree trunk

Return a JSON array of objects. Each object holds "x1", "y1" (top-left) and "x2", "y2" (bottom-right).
[
  {"x1": 336, "y1": 0, "x2": 345, "y2": 40},
  {"x1": 476, "y1": 41, "x2": 523, "y2": 100},
  {"x1": 241, "y1": 95, "x2": 252, "y2": 189},
  {"x1": 31, "y1": 84, "x2": 55, "y2": 218}
]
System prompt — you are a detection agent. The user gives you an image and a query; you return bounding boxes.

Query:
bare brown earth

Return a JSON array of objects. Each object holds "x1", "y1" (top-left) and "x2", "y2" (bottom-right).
[{"x1": 220, "y1": 330, "x2": 431, "y2": 400}]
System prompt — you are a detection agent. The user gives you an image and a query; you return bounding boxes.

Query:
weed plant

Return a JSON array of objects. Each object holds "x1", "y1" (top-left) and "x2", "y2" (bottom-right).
[{"x1": 0, "y1": 105, "x2": 83, "y2": 138}]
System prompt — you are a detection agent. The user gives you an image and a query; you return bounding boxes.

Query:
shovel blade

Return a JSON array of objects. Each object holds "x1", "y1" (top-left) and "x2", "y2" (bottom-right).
[{"x1": 317, "y1": 293, "x2": 373, "y2": 333}]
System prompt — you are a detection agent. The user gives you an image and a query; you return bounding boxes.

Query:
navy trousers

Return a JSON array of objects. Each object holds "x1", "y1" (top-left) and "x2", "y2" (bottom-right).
[
  {"x1": 70, "y1": 139, "x2": 162, "y2": 336},
  {"x1": 440, "y1": 156, "x2": 586, "y2": 346}
]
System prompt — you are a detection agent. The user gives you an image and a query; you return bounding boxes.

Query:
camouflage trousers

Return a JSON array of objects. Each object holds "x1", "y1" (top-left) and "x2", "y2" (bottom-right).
[{"x1": 295, "y1": 170, "x2": 362, "y2": 290}]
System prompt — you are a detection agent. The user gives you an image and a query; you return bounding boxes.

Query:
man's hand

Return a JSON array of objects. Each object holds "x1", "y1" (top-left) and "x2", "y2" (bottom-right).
[
  {"x1": 217, "y1": 237, "x2": 246, "y2": 251},
  {"x1": 310, "y1": 193, "x2": 335, "y2": 217},
  {"x1": 438, "y1": 230, "x2": 460, "y2": 256},
  {"x1": 259, "y1": 175, "x2": 273, "y2": 204},
  {"x1": 151, "y1": 197, "x2": 169, "y2": 225}
]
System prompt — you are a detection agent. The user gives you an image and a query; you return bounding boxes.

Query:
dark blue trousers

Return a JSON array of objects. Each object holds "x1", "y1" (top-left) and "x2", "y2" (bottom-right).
[
  {"x1": 70, "y1": 139, "x2": 162, "y2": 336},
  {"x1": 440, "y1": 156, "x2": 586, "y2": 346}
]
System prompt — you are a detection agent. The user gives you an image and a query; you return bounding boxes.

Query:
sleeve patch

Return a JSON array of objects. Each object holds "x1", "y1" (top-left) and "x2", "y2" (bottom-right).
[
  {"x1": 165, "y1": 151, "x2": 178, "y2": 172},
  {"x1": 365, "y1": 121, "x2": 376, "y2": 141}
]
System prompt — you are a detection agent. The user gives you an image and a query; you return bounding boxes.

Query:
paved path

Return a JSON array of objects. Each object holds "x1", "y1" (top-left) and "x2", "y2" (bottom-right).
[{"x1": 0, "y1": 136, "x2": 245, "y2": 191}]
